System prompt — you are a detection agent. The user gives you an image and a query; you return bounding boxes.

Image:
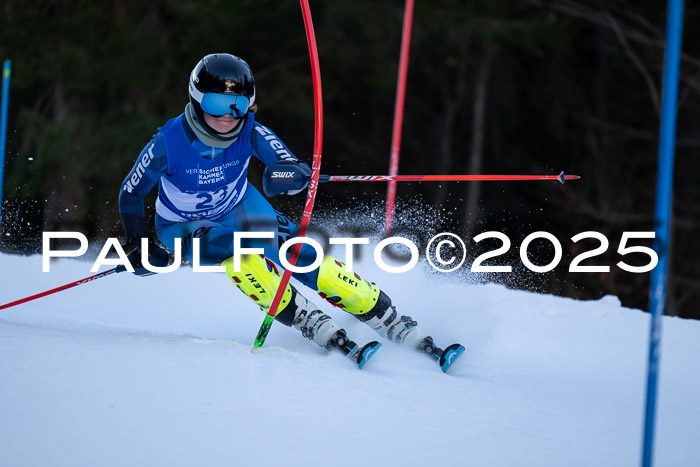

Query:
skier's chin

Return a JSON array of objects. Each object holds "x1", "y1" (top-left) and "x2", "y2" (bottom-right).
[
  {"x1": 204, "y1": 113, "x2": 240, "y2": 134},
  {"x1": 211, "y1": 121, "x2": 239, "y2": 134}
]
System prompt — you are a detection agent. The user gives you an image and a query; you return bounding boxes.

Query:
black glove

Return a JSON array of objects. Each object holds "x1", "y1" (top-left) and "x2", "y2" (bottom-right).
[
  {"x1": 124, "y1": 236, "x2": 170, "y2": 277},
  {"x1": 262, "y1": 160, "x2": 311, "y2": 197}
]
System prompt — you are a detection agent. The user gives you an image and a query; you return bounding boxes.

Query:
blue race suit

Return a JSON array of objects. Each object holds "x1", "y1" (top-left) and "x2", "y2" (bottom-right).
[{"x1": 118, "y1": 112, "x2": 320, "y2": 289}]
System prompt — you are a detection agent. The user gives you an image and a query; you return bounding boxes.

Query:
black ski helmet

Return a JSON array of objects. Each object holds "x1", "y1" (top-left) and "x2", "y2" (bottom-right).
[{"x1": 188, "y1": 53, "x2": 256, "y2": 133}]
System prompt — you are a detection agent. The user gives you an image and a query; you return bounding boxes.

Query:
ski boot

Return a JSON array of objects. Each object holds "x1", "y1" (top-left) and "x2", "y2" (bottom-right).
[
  {"x1": 417, "y1": 336, "x2": 465, "y2": 373},
  {"x1": 328, "y1": 329, "x2": 382, "y2": 369}
]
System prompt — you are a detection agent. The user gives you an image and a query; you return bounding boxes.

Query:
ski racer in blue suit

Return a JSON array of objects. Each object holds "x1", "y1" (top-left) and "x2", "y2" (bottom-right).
[{"x1": 119, "y1": 53, "x2": 462, "y2": 370}]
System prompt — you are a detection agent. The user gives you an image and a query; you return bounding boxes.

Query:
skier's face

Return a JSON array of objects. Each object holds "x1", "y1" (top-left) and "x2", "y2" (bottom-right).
[{"x1": 203, "y1": 112, "x2": 240, "y2": 134}]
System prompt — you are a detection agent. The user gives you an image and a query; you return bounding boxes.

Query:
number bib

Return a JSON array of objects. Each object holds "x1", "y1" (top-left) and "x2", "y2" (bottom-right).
[{"x1": 155, "y1": 114, "x2": 255, "y2": 221}]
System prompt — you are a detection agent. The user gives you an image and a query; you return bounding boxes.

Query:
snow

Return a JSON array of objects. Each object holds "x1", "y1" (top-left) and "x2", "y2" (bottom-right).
[{"x1": 1, "y1": 251, "x2": 699, "y2": 467}]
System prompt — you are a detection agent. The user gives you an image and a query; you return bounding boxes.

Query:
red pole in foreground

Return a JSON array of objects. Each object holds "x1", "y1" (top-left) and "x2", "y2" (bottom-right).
[
  {"x1": 384, "y1": 0, "x2": 415, "y2": 237},
  {"x1": 253, "y1": 0, "x2": 324, "y2": 349}
]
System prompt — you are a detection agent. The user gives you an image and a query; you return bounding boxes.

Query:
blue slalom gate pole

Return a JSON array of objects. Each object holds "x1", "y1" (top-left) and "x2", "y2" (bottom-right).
[
  {"x1": 643, "y1": 1, "x2": 684, "y2": 466},
  {"x1": 0, "y1": 59, "x2": 11, "y2": 231}
]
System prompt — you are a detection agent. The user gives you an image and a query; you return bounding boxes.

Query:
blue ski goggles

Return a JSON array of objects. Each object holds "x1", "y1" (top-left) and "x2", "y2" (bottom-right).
[{"x1": 200, "y1": 93, "x2": 250, "y2": 118}]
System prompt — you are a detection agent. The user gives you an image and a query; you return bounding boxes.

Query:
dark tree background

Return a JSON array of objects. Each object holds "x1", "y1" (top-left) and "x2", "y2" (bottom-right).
[{"x1": 1, "y1": 0, "x2": 699, "y2": 319}]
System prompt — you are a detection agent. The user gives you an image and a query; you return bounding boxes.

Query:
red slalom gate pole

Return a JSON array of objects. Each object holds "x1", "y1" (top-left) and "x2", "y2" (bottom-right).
[
  {"x1": 321, "y1": 171, "x2": 580, "y2": 184},
  {"x1": 384, "y1": 0, "x2": 415, "y2": 237},
  {"x1": 0, "y1": 266, "x2": 125, "y2": 311},
  {"x1": 253, "y1": 0, "x2": 324, "y2": 349}
]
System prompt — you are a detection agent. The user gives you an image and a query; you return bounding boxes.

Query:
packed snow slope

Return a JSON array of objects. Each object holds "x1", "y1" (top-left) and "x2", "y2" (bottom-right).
[{"x1": 1, "y1": 251, "x2": 699, "y2": 467}]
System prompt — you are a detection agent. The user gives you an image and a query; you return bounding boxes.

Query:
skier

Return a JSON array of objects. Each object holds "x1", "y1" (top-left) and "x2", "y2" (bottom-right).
[{"x1": 118, "y1": 53, "x2": 463, "y2": 371}]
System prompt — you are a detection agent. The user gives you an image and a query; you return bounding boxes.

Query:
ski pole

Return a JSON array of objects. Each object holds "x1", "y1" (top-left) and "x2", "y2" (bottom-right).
[
  {"x1": 252, "y1": 0, "x2": 324, "y2": 350},
  {"x1": 0, "y1": 265, "x2": 127, "y2": 310},
  {"x1": 320, "y1": 171, "x2": 580, "y2": 184}
]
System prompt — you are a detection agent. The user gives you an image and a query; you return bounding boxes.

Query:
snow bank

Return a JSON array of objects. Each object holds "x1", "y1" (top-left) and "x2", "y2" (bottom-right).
[{"x1": 0, "y1": 252, "x2": 698, "y2": 466}]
